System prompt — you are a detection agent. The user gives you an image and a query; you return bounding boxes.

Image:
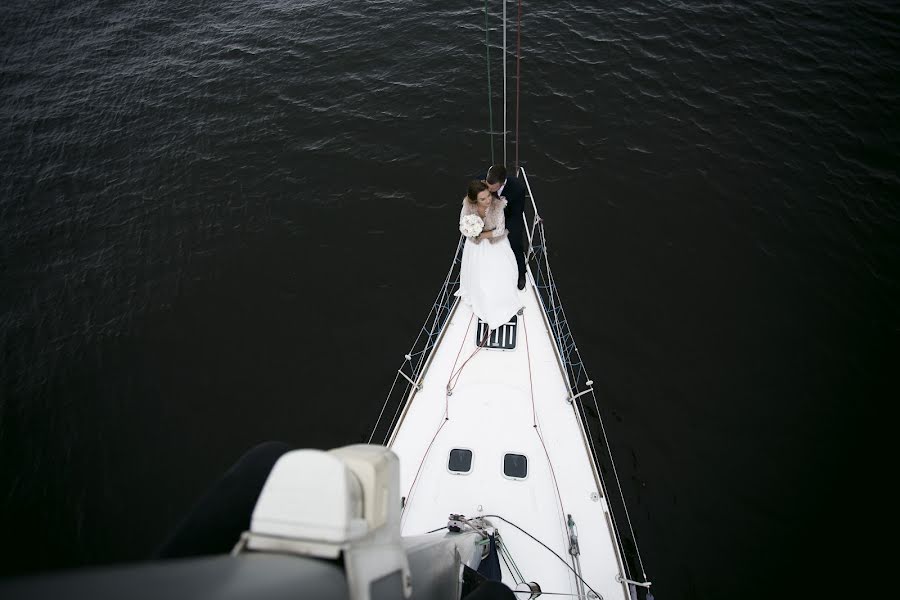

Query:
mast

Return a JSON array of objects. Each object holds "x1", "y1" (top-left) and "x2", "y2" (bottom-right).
[{"x1": 502, "y1": 0, "x2": 507, "y2": 166}]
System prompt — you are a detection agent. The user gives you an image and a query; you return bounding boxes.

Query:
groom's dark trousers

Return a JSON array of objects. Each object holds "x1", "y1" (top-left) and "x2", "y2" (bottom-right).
[{"x1": 501, "y1": 175, "x2": 528, "y2": 281}]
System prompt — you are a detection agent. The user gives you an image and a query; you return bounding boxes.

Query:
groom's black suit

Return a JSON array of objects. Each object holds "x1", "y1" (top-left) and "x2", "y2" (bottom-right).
[{"x1": 498, "y1": 175, "x2": 528, "y2": 281}]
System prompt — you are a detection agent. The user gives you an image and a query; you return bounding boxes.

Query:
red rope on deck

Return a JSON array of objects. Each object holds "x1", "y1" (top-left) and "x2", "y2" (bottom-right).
[
  {"x1": 446, "y1": 313, "x2": 491, "y2": 397},
  {"x1": 521, "y1": 308, "x2": 570, "y2": 549}
]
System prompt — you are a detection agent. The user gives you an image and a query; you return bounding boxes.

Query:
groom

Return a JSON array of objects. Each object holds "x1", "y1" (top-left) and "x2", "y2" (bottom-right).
[{"x1": 486, "y1": 164, "x2": 527, "y2": 290}]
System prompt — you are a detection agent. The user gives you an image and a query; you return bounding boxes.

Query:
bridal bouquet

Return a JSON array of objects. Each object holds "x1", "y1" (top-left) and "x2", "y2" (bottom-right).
[{"x1": 459, "y1": 214, "x2": 484, "y2": 238}]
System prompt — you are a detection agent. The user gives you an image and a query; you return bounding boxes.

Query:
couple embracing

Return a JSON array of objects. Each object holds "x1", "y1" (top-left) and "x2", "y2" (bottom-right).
[{"x1": 455, "y1": 164, "x2": 528, "y2": 331}]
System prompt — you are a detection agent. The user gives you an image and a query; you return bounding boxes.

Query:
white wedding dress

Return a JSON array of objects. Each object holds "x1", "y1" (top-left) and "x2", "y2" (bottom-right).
[{"x1": 455, "y1": 196, "x2": 523, "y2": 330}]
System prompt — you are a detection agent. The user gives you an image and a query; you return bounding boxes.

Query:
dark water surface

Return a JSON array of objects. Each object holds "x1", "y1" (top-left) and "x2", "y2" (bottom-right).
[{"x1": 1, "y1": 0, "x2": 897, "y2": 597}]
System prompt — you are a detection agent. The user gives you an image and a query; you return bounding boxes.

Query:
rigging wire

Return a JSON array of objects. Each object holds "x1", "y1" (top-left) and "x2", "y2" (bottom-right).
[
  {"x1": 401, "y1": 417, "x2": 448, "y2": 525},
  {"x1": 587, "y1": 387, "x2": 648, "y2": 581},
  {"x1": 368, "y1": 237, "x2": 464, "y2": 444},
  {"x1": 446, "y1": 319, "x2": 490, "y2": 396},
  {"x1": 502, "y1": 0, "x2": 507, "y2": 165},
  {"x1": 480, "y1": 514, "x2": 605, "y2": 600},
  {"x1": 402, "y1": 310, "x2": 484, "y2": 520},
  {"x1": 497, "y1": 544, "x2": 522, "y2": 586},
  {"x1": 521, "y1": 309, "x2": 578, "y2": 588},
  {"x1": 485, "y1": 0, "x2": 495, "y2": 163},
  {"x1": 528, "y1": 210, "x2": 648, "y2": 582},
  {"x1": 511, "y1": 593, "x2": 585, "y2": 598},
  {"x1": 368, "y1": 366, "x2": 402, "y2": 444},
  {"x1": 522, "y1": 305, "x2": 568, "y2": 519},
  {"x1": 515, "y1": 0, "x2": 522, "y2": 171},
  {"x1": 498, "y1": 536, "x2": 526, "y2": 586},
  {"x1": 535, "y1": 225, "x2": 648, "y2": 581}
]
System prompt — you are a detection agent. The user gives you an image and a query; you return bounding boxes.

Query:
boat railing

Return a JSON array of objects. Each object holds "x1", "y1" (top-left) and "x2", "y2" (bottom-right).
[
  {"x1": 367, "y1": 169, "x2": 649, "y2": 591},
  {"x1": 519, "y1": 167, "x2": 649, "y2": 590},
  {"x1": 368, "y1": 236, "x2": 465, "y2": 446},
  {"x1": 519, "y1": 168, "x2": 649, "y2": 588},
  {"x1": 519, "y1": 167, "x2": 591, "y2": 395}
]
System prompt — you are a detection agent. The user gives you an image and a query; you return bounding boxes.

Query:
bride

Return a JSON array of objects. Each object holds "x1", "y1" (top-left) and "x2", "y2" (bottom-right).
[{"x1": 455, "y1": 180, "x2": 523, "y2": 330}]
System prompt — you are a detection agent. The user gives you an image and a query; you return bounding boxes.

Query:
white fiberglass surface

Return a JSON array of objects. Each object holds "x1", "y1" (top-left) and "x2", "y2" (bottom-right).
[{"x1": 389, "y1": 276, "x2": 629, "y2": 600}]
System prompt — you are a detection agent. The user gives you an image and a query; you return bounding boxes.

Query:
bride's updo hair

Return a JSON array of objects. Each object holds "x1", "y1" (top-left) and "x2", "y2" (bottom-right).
[{"x1": 466, "y1": 179, "x2": 488, "y2": 204}]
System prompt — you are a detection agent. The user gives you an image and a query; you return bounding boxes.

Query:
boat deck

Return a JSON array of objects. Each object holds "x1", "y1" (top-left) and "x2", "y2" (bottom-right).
[{"x1": 389, "y1": 270, "x2": 629, "y2": 599}]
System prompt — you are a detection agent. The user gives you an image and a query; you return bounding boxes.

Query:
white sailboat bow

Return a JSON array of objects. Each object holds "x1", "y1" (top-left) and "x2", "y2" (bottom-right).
[{"x1": 370, "y1": 171, "x2": 652, "y2": 600}]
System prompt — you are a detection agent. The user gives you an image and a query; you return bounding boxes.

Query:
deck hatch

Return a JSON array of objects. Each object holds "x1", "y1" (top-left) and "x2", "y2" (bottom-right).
[
  {"x1": 448, "y1": 448, "x2": 473, "y2": 474},
  {"x1": 476, "y1": 315, "x2": 518, "y2": 350},
  {"x1": 503, "y1": 453, "x2": 528, "y2": 479}
]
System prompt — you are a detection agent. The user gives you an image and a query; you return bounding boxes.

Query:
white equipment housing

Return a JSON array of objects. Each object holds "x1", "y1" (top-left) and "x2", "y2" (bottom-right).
[{"x1": 245, "y1": 445, "x2": 413, "y2": 600}]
